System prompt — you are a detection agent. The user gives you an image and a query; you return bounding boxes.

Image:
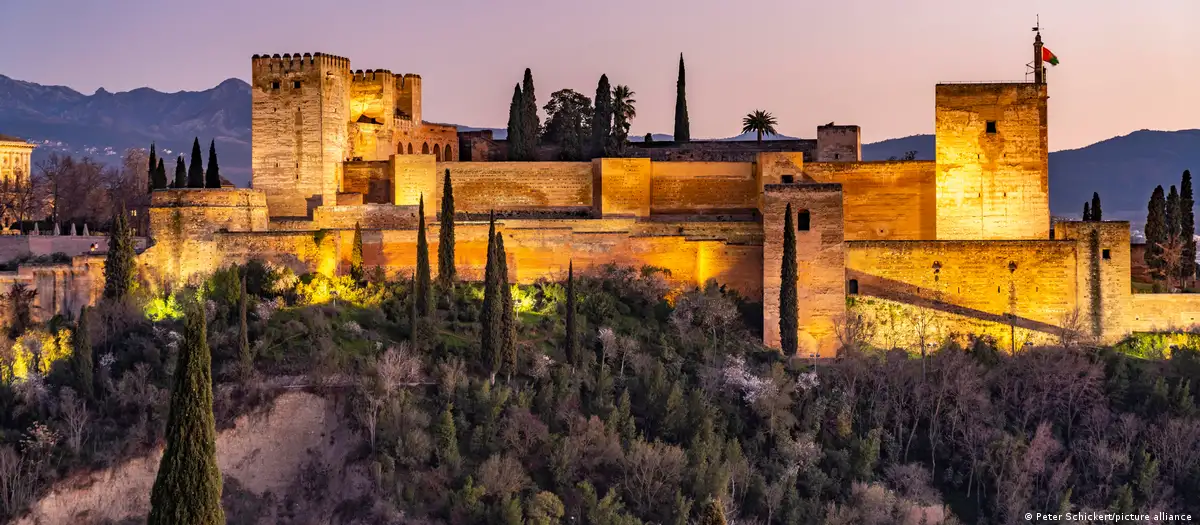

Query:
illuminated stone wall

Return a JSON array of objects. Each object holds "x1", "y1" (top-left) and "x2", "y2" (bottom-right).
[
  {"x1": 0, "y1": 256, "x2": 104, "y2": 322},
  {"x1": 1128, "y1": 294, "x2": 1200, "y2": 333},
  {"x1": 594, "y1": 158, "x2": 652, "y2": 218},
  {"x1": 805, "y1": 161, "x2": 937, "y2": 240},
  {"x1": 935, "y1": 82, "x2": 1049, "y2": 240},
  {"x1": 1055, "y1": 221, "x2": 1131, "y2": 343},
  {"x1": 762, "y1": 184, "x2": 846, "y2": 357},
  {"x1": 816, "y1": 124, "x2": 861, "y2": 162},
  {"x1": 343, "y1": 160, "x2": 391, "y2": 204},
  {"x1": 313, "y1": 204, "x2": 418, "y2": 230},
  {"x1": 650, "y1": 162, "x2": 757, "y2": 214},
  {"x1": 435, "y1": 162, "x2": 594, "y2": 213},
  {"x1": 142, "y1": 189, "x2": 270, "y2": 287}
]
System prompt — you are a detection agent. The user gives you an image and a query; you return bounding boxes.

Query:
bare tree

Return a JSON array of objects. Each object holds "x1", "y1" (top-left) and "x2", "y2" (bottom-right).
[
  {"x1": 56, "y1": 387, "x2": 89, "y2": 454},
  {"x1": 357, "y1": 344, "x2": 423, "y2": 451},
  {"x1": 1056, "y1": 308, "x2": 1086, "y2": 348},
  {"x1": 0, "y1": 445, "x2": 35, "y2": 518},
  {"x1": 622, "y1": 439, "x2": 687, "y2": 518},
  {"x1": 834, "y1": 310, "x2": 877, "y2": 355},
  {"x1": 1158, "y1": 236, "x2": 1187, "y2": 292}
]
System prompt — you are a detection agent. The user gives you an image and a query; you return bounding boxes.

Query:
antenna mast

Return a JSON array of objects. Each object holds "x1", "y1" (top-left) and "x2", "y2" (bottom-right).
[{"x1": 1028, "y1": 15, "x2": 1045, "y2": 83}]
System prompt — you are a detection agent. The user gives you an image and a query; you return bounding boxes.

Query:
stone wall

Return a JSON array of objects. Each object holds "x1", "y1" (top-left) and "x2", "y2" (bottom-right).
[
  {"x1": 342, "y1": 161, "x2": 391, "y2": 204},
  {"x1": 0, "y1": 235, "x2": 148, "y2": 264},
  {"x1": 816, "y1": 125, "x2": 861, "y2": 162},
  {"x1": 935, "y1": 82, "x2": 1049, "y2": 240},
  {"x1": 594, "y1": 158, "x2": 652, "y2": 218},
  {"x1": 0, "y1": 255, "x2": 104, "y2": 323},
  {"x1": 1055, "y1": 221, "x2": 1132, "y2": 343},
  {"x1": 143, "y1": 189, "x2": 271, "y2": 287},
  {"x1": 435, "y1": 162, "x2": 594, "y2": 214},
  {"x1": 313, "y1": 204, "x2": 419, "y2": 230},
  {"x1": 650, "y1": 162, "x2": 757, "y2": 214},
  {"x1": 1128, "y1": 294, "x2": 1200, "y2": 332},
  {"x1": 762, "y1": 184, "x2": 845, "y2": 357},
  {"x1": 805, "y1": 161, "x2": 937, "y2": 240},
  {"x1": 625, "y1": 140, "x2": 817, "y2": 162}
]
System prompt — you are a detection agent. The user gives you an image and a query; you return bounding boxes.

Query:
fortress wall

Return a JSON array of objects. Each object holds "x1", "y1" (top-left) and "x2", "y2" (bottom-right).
[
  {"x1": 1055, "y1": 221, "x2": 1132, "y2": 343},
  {"x1": 1128, "y1": 294, "x2": 1200, "y2": 333},
  {"x1": 0, "y1": 257, "x2": 103, "y2": 322},
  {"x1": 434, "y1": 162, "x2": 594, "y2": 213},
  {"x1": 343, "y1": 161, "x2": 392, "y2": 204},
  {"x1": 0, "y1": 236, "x2": 137, "y2": 263},
  {"x1": 805, "y1": 161, "x2": 936, "y2": 240},
  {"x1": 595, "y1": 158, "x2": 652, "y2": 218},
  {"x1": 848, "y1": 295, "x2": 1061, "y2": 352},
  {"x1": 630, "y1": 220, "x2": 763, "y2": 244},
  {"x1": 313, "y1": 204, "x2": 419, "y2": 230},
  {"x1": 845, "y1": 240, "x2": 1079, "y2": 344},
  {"x1": 392, "y1": 155, "x2": 438, "y2": 208},
  {"x1": 649, "y1": 162, "x2": 757, "y2": 213},
  {"x1": 816, "y1": 125, "x2": 861, "y2": 162}
]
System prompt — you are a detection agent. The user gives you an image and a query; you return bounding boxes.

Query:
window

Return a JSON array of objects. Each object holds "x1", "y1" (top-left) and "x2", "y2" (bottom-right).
[
  {"x1": 293, "y1": 81, "x2": 301, "y2": 89},
  {"x1": 986, "y1": 120, "x2": 997, "y2": 134},
  {"x1": 797, "y1": 210, "x2": 811, "y2": 231},
  {"x1": 271, "y1": 81, "x2": 280, "y2": 90},
  {"x1": 781, "y1": 174, "x2": 794, "y2": 184},
  {"x1": 1102, "y1": 249, "x2": 1111, "y2": 260},
  {"x1": 834, "y1": 153, "x2": 840, "y2": 160},
  {"x1": 847, "y1": 279, "x2": 859, "y2": 295}
]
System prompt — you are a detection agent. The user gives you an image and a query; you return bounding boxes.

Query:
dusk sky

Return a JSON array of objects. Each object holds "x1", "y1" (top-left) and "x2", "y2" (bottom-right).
[{"x1": 1, "y1": 0, "x2": 1197, "y2": 150}]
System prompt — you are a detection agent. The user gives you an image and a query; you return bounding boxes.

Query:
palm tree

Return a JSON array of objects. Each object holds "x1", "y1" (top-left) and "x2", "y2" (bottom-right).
[
  {"x1": 742, "y1": 110, "x2": 779, "y2": 145},
  {"x1": 610, "y1": 85, "x2": 637, "y2": 155}
]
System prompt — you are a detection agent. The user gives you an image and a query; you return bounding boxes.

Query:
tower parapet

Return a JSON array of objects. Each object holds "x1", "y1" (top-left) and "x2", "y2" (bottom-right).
[{"x1": 816, "y1": 124, "x2": 861, "y2": 162}]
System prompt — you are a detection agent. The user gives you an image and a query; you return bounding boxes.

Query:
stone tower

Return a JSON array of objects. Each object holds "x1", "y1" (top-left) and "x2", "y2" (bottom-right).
[
  {"x1": 251, "y1": 53, "x2": 352, "y2": 218},
  {"x1": 933, "y1": 35, "x2": 1050, "y2": 240}
]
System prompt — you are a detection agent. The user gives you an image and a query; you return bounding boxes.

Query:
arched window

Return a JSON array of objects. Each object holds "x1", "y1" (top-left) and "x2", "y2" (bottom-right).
[
  {"x1": 847, "y1": 279, "x2": 859, "y2": 295},
  {"x1": 433, "y1": 144, "x2": 441, "y2": 158},
  {"x1": 398, "y1": 143, "x2": 405, "y2": 155},
  {"x1": 422, "y1": 143, "x2": 430, "y2": 154},
  {"x1": 445, "y1": 145, "x2": 453, "y2": 161},
  {"x1": 407, "y1": 143, "x2": 413, "y2": 154}
]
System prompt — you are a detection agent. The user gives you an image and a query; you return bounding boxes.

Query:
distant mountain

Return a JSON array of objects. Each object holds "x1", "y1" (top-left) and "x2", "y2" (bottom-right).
[{"x1": 1, "y1": 75, "x2": 1196, "y2": 224}]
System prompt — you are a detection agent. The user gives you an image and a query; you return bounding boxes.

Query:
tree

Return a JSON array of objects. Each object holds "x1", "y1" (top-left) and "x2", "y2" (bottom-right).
[
  {"x1": 697, "y1": 498, "x2": 728, "y2": 525},
  {"x1": 590, "y1": 74, "x2": 613, "y2": 159},
  {"x1": 1147, "y1": 185, "x2": 1167, "y2": 280},
  {"x1": 644, "y1": 133, "x2": 654, "y2": 144},
  {"x1": 497, "y1": 233, "x2": 516, "y2": 380},
  {"x1": 438, "y1": 169, "x2": 457, "y2": 287},
  {"x1": 147, "y1": 143, "x2": 158, "y2": 192},
  {"x1": 154, "y1": 159, "x2": 166, "y2": 191},
  {"x1": 674, "y1": 53, "x2": 690, "y2": 142},
  {"x1": 506, "y1": 84, "x2": 525, "y2": 161},
  {"x1": 350, "y1": 222, "x2": 364, "y2": 282},
  {"x1": 1180, "y1": 170, "x2": 1196, "y2": 281},
  {"x1": 204, "y1": 140, "x2": 221, "y2": 188},
  {"x1": 526, "y1": 491, "x2": 564, "y2": 525},
  {"x1": 147, "y1": 301, "x2": 224, "y2": 525},
  {"x1": 565, "y1": 261, "x2": 578, "y2": 367},
  {"x1": 520, "y1": 69, "x2": 540, "y2": 161},
  {"x1": 481, "y1": 212, "x2": 503, "y2": 381},
  {"x1": 72, "y1": 306, "x2": 93, "y2": 398},
  {"x1": 1091, "y1": 192, "x2": 1102, "y2": 221},
  {"x1": 780, "y1": 203, "x2": 798, "y2": 355},
  {"x1": 742, "y1": 110, "x2": 779, "y2": 145},
  {"x1": 1083, "y1": 202, "x2": 1091, "y2": 221},
  {"x1": 186, "y1": 138, "x2": 204, "y2": 188},
  {"x1": 542, "y1": 89, "x2": 593, "y2": 161},
  {"x1": 434, "y1": 402, "x2": 460, "y2": 468},
  {"x1": 1168, "y1": 185, "x2": 1182, "y2": 244},
  {"x1": 173, "y1": 156, "x2": 186, "y2": 188},
  {"x1": 103, "y1": 206, "x2": 135, "y2": 300},
  {"x1": 610, "y1": 85, "x2": 637, "y2": 157},
  {"x1": 238, "y1": 273, "x2": 252, "y2": 379},
  {"x1": 416, "y1": 195, "x2": 433, "y2": 317},
  {"x1": 3, "y1": 283, "x2": 36, "y2": 340}
]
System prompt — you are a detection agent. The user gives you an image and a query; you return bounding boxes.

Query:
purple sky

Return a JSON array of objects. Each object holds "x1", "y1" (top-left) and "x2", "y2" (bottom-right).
[{"x1": 1, "y1": 0, "x2": 1197, "y2": 150}]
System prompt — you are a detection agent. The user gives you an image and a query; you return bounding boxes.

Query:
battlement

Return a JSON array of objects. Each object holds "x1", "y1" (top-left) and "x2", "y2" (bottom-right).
[
  {"x1": 763, "y1": 183, "x2": 843, "y2": 193},
  {"x1": 251, "y1": 52, "x2": 350, "y2": 73},
  {"x1": 352, "y1": 69, "x2": 394, "y2": 82}
]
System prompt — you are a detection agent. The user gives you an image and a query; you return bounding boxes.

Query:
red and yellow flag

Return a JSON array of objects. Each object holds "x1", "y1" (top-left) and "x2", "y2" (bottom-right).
[{"x1": 1042, "y1": 47, "x2": 1060, "y2": 66}]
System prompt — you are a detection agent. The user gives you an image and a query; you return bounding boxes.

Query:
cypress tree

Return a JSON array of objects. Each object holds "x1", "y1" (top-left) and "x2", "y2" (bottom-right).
[
  {"x1": 103, "y1": 206, "x2": 135, "y2": 300},
  {"x1": 350, "y1": 221, "x2": 364, "y2": 282},
  {"x1": 1168, "y1": 185, "x2": 1182, "y2": 242},
  {"x1": 434, "y1": 402, "x2": 460, "y2": 467},
  {"x1": 205, "y1": 140, "x2": 221, "y2": 188},
  {"x1": 187, "y1": 138, "x2": 204, "y2": 188},
  {"x1": 1181, "y1": 170, "x2": 1196, "y2": 280},
  {"x1": 565, "y1": 261, "x2": 578, "y2": 367},
  {"x1": 520, "y1": 69, "x2": 539, "y2": 160},
  {"x1": 673, "y1": 54, "x2": 690, "y2": 143},
  {"x1": 506, "y1": 84, "x2": 524, "y2": 161},
  {"x1": 72, "y1": 306, "x2": 93, "y2": 399},
  {"x1": 481, "y1": 212, "x2": 502, "y2": 381},
  {"x1": 1083, "y1": 202, "x2": 1091, "y2": 221},
  {"x1": 148, "y1": 143, "x2": 158, "y2": 192},
  {"x1": 174, "y1": 156, "x2": 187, "y2": 188},
  {"x1": 147, "y1": 301, "x2": 224, "y2": 525},
  {"x1": 238, "y1": 272, "x2": 252, "y2": 379},
  {"x1": 697, "y1": 498, "x2": 728, "y2": 525},
  {"x1": 416, "y1": 196, "x2": 433, "y2": 317},
  {"x1": 1147, "y1": 185, "x2": 1167, "y2": 280},
  {"x1": 154, "y1": 159, "x2": 167, "y2": 190},
  {"x1": 497, "y1": 233, "x2": 516, "y2": 380},
  {"x1": 438, "y1": 169, "x2": 457, "y2": 287},
  {"x1": 590, "y1": 74, "x2": 613, "y2": 159},
  {"x1": 1091, "y1": 192, "x2": 1103, "y2": 221},
  {"x1": 779, "y1": 203, "x2": 798, "y2": 355}
]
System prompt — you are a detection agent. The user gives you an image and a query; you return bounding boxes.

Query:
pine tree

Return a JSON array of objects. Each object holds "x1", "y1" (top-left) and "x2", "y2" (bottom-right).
[
  {"x1": 148, "y1": 301, "x2": 224, "y2": 525},
  {"x1": 205, "y1": 140, "x2": 221, "y2": 188},
  {"x1": 590, "y1": 74, "x2": 613, "y2": 159},
  {"x1": 497, "y1": 233, "x2": 516, "y2": 380},
  {"x1": 435, "y1": 402, "x2": 460, "y2": 467},
  {"x1": 416, "y1": 196, "x2": 433, "y2": 317},
  {"x1": 238, "y1": 272, "x2": 252, "y2": 379},
  {"x1": 174, "y1": 156, "x2": 187, "y2": 188},
  {"x1": 148, "y1": 143, "x2": 158, "y2": 192},
  {"x1": 103, "y1": 206, "x2": 135, "y2": 300},
  {"x1": 520, "y1": 69, "x2": 539, "y2": 160},
  {"x1": 674, "y1": 53, "x2": 690, "y2": 143},
  {"x1": 779, "y1": 203, "x2": 798, "y2": 355},
  {"x1": 1091, "y1": 192, "x2": 1102, "y2": 221},
  {"x1": 1180, "y1": 170, "x2": 1196, "y2": 280},
  {"x1": 481, "y1": 212, "x2": 503, "y2": 380},
  {"x1": 154, "y1": 158, "x2": 167, "y2": 190},
  {"x1": 565, "y1": 261, "x2": 578, "y2": 368},
  {"x1": 1083, "y1": 202, "x2": 1091, "y2": 221},
  {"x1": 187, "y1": 138, "x2": 204, "y2": 188},
  {"x1": 697, "y1": 498, "x2": 728, "y2": 525},
  {"x1": 72, "y1": 306, "x2": 93, "y2": 399},
  {"x1": 506, "y1": 84, "x2": 525, "y2": 161},
  {"x1": 1147, "y1": 185, "x2": 1167, "y2": 280},
  {"x1": 1168, "y1": 185, "x2": 1181, "y2": 242},
  {"x1": 350, "y1": 222, "x2": 364, "y2": 282},
  {"x1": 438, "y1": 169, "x2": 457, "y2": 287}
]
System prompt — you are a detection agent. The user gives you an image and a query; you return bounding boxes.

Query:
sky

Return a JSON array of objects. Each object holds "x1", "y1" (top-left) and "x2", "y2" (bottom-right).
[{"x1": 1, "y1": 0, "x2": 1197, "y2": 150}]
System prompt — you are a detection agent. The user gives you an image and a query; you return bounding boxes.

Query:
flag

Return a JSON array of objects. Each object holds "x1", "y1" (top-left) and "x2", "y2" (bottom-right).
[{"x1": 1042, "y1": 46, "x2": 1059, "y2": 66}]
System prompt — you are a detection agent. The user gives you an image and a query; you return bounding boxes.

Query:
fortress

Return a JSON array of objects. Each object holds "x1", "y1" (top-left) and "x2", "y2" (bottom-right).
[{"x1": 126, "y1": 34, "x2": 1200, "y2": 356}]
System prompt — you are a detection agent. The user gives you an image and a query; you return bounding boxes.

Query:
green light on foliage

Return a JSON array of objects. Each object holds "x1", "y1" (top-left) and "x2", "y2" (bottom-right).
[{"x1": 146, "y1": 294, "x2": 185, "y2": 322}]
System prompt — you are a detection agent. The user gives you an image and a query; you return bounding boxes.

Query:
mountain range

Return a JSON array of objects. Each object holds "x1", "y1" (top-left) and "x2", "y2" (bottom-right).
[{"x1": 2, "y1": 74, "x2": 1196, "y2": 227}]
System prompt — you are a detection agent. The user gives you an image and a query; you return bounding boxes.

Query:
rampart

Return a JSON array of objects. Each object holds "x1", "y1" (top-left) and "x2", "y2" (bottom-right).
[
  {"x1": 650, "y1": 162, "x2": 757, "y2": 214},
  {"x1": 1128, "y1": 294, "x2": 1200, "y2": 333},
  {"x1": 0, "y1": 255, "x2": 104, "y2": 322},
  {"x1": 434, "y1": 162, "x2": 594, "y2": 214},
  {"x1": 805, "y1": 160, "x2": 937, "y2": 240}
]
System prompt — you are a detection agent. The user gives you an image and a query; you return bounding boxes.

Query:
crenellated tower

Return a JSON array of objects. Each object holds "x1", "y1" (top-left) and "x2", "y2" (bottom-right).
[{"x1": 251, "y1": 52, "x2": 352, "y2": 218}]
